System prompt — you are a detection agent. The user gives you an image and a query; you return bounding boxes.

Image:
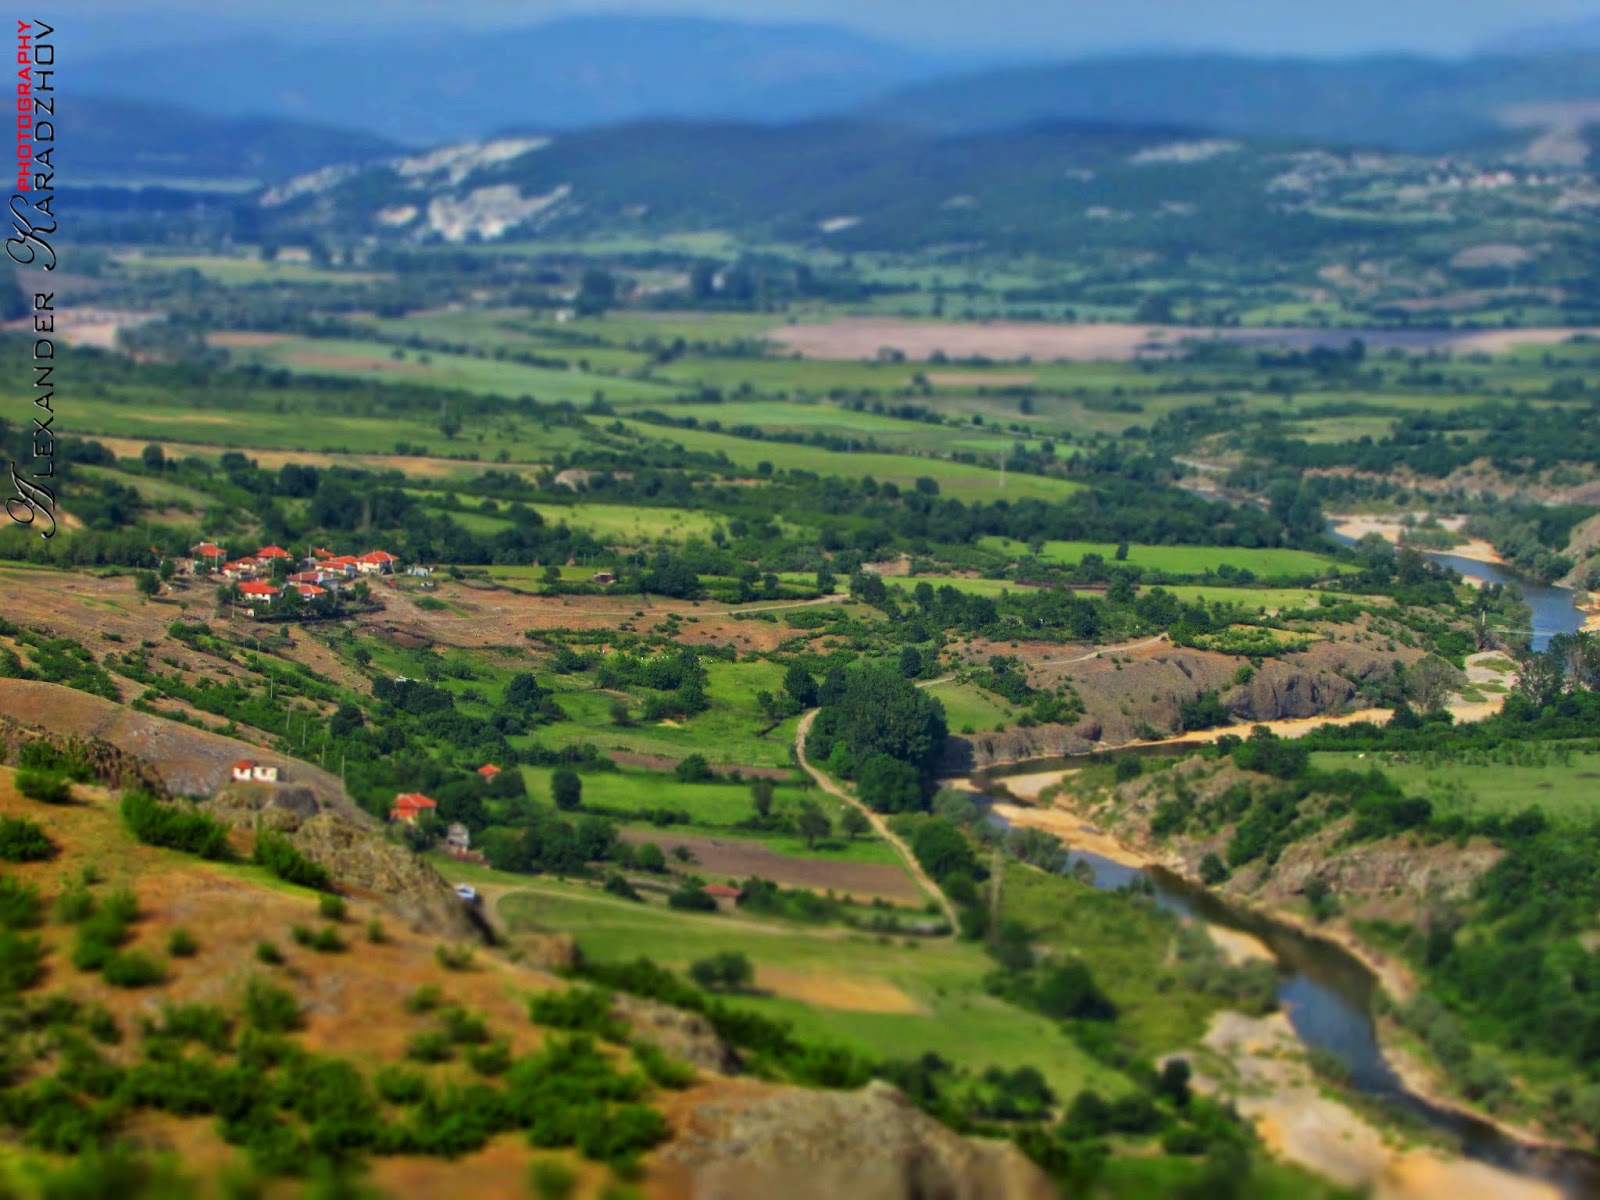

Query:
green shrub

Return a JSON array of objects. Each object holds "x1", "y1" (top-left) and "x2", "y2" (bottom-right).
[
  {"x1": 576, "y1": 1103, "x2": 669, "y2": 1168},
  {"x1": 405, "y1": 985, "x2": 444, "y2": 1014},
  {"x1": 255, "y1": 941, "x2": 283, "y2": 965},
  {"x1": 0, "y1": 815, "x2": 53, "y2": 862},
  {"x1": 120, "y1": 791, "x2": 228, "y2": 859},
  {"x1": 53, "y1": 886, "x2": 95, "y2": 923},
  {"x1": 83, "y1": 1005, "x2": 121, "y2": 1045},
  {"x1": 528, "y1": 987, "x2": 627, "y2": 1042},
  {"x1": 309, "y1": 926, "x2": 345, "y2": 954},
  {"x1": 0, "y1": 930, "x2": 45, "y2": 994},
  {"x1": 243, "y1": 977, "x2": 301, "y2": 1032},
  {"x1": 318, "y1": 894, "x2": 347, "y2": 922},
  {"x1": 439, "y1": 1007, "x2": 490, "y2": 1045},
  {"x1": 167, "y1": 928, "x2": 198, "y2": 957},
  {"x1": 102, "y1": 951, "x2": 165, "y2": 988},
  {"x1": 434, "y1": 944, "x2": 473, "y2": 971},
  {"x1": 143, "y1": 1003, "x2": 232, "y2": 1052},
  {"x1": 253, "y1": 832, "x2": 329, "y2": 889},
  {"x1": 466, "y1": 1040, "x2": 512, "y2": 1077},
  {"x1": 632, "y1": 1041, "x2": 696, "y2": 1089},
  {"x1": 291, "y1": 925, "x2": 315, "y2": 947},
  {"x1": 16, "y1": 769, "x2": 72, "y2": 804},
  {"x1": 529, "y1": 1160, "x2": 578, "y2": 1200},
  {"x1": 405, "y1": 1031, "x2": 453, "y2": 1064},
  {"x1": 365, "y1": 920, "x2": 386, "y2": 944},
  {"x1": 374, "y1": 1065, "x2": 429, "y2": 1105},
  {"x1": 0, "y1": 876, "x2": 41, "y2": 930}
]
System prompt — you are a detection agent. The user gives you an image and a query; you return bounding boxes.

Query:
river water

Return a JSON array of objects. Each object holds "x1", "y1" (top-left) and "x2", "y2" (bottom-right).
[
  {"x1": 968, "y1": 532, "x2": 1600, "y2": 1187},
  {"x1": 1325, "y1": 529, "x2": 1586, "y2": 653},
  {"x1": 979, "y1": 802, "x2": 1600, "y2": 1194},
  {"x1": 1420, "y1": 552, "x2": 1585, "y2": 653}
]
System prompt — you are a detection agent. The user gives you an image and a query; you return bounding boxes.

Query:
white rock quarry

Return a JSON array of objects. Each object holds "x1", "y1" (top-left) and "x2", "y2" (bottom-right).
[
  {"x1": 425, "y1": 183, "x2": 573, "y2": 242},
  {"x1": 1129, "y1": 139, "x2": 1240, "y2": 165},
  {"x1": 394, "y1": 136, "x2": 551, "y2": 187}
]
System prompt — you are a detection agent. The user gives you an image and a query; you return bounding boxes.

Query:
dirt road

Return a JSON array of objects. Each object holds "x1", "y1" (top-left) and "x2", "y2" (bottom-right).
[{"x1": 794, "y1": 709, "x2": 958, "y2": 931}]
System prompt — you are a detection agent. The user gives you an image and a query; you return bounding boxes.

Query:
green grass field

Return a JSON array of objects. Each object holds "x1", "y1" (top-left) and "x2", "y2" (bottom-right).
[
  {"x1": 921, "y1": 679, "x2": 1018, "y2": 734},
  {"x1": 614, "y1": 419, "x2": 1080, "y2": 501},
  {"x1": 1311, "y1": 746, "x2": 1600, "y2": 830},
  {"x1": 494, "y1": 875, "x2": 1125, "y2": 1098},
  {"x1": 539, "y1": 659, "x2": 800, "y2": 769},
  {"x1": 221, "y1": 335, "x2": 681, "y2": 404},
  {"x1": 982, "y1": 537, "x2": 1351, "y2": 578},
  {"x1": 1154, "y1": 585, "x2": 1342, "y2": 612}
]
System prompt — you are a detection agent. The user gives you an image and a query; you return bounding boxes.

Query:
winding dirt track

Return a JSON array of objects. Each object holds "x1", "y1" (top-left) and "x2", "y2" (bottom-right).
[{"x1": 794, "y1": 709, "x2": 958, "y2": 931}]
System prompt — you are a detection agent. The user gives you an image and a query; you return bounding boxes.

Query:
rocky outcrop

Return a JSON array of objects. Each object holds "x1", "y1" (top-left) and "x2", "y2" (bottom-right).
[
  {"x1": 0, "y1": 680, "x2": 346, "y2": 802},
  {"x1": 613, "y1": 993, "x2": 742, "y2": 1075},
  {"x1": 660, "y1": 1079, "x2": 1056, "y2": 1200},
  {"x1": 204, "y1": 782, "x2": 477, "y2": 940},
  {"x1": 948, "y1": 638, "x2": 1416, "y2": 771},
  {"x1": 1222, "y1": 660, "x2": 1359, "y2": 722},
  {"x1": 0, "y1": 682, "x2": 476, "y2": 940}
]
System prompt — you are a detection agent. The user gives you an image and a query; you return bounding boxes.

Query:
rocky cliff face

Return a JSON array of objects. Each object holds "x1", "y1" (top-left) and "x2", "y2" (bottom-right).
[
  {"x1": 947, "y1": 637, "x2": 1416, "y2": 771},
  {"x1": 205, "y1": 782, "x2": 478, "y2": 940},
  {"x1": 1078, "y1": 757, "x2": 1499, "y2": 919},
  {"x1": 658, "y1": 1079, "x2": 1056, "y2": 1200}
]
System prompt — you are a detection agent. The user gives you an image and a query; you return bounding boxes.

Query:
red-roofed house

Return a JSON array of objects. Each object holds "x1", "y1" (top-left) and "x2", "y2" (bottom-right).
[
  {"x1": 357, "y1": 550, "x2": 399, "y2": 575},
  {"x1": 476, "y1": 764, "x2": 502, "y2": 780},
  {"x1": 287, "y1": 571, "x2": 321, "y2": 584},
  {"x1": 238, "y1": 581, "x2": 279, "y2": 599},
  {"x1": 192, "y1": 542, "x2": 227, "y2": 562},
  {"x1": 312, "y1": 547, "x2": 335, "y2": 560},
  {"x1": 702, "y1": 883, "x2": 744, "y2": 911},
  {"x1": 292, "y1": 583, "x2": 327, "y2": 599},
  {"x1": 230, "y1": 760, "x2": 280, "y2": 783},
  {"x1": 324, "y1": 557, "x2": 360, "y2": 577},
  {"x1": 256, "y1": 544, "x2": 294, "y2": 561},
  {"x1": 389, "y1": 793, "x2": 438, "y2": 824},
  {"x1": 222, "y1": 558, "x2": 260, "y2": 580}
]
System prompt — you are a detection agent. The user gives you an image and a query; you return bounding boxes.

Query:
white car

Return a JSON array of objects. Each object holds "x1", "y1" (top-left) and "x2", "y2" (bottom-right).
[{"x1": 454, "y1": 884, "x2": 479, "y2": 903}]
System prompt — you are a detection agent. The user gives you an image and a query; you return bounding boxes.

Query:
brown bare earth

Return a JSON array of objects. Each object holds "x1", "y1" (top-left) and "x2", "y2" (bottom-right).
[
  {"x1": 289, "y1": 349, "x2": 433, "y2": 374},
  {"x1": 618, "y1": 829, "x2": 925, "y2": 906},
  {"x1": 769, "y1": 317, "x2": 1600, "y2": 363},
  {"x1": 755, "y1": 965, "x2": 921, "y2": 1014},
  {"x1": 87, "y1": 434, "x2": 520, "y2": 480},
  {"x1": 925, "y1": 371, "x2": 1037, "y2": 386},
  {"x1": 206, "y1": 331, "x2": 296, "y2": 348}
]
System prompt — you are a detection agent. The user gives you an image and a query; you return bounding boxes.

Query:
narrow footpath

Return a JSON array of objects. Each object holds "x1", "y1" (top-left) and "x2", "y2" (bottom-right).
[{"x1": 794, "y1": 709, "x2": 959, "y2": 931}]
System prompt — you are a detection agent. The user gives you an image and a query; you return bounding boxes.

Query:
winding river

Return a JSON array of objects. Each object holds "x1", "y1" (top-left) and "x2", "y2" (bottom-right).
[{"x1": 979, "y1": 777, "x2": 1600, "y2": 1195}]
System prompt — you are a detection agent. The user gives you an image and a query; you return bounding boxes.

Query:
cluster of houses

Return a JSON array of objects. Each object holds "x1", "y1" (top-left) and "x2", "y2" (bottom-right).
[{"x1": 191, "y1": 542, "x2": 405, "y2": 615}]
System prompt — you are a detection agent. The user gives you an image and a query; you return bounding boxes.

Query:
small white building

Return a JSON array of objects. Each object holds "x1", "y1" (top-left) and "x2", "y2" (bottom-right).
[{"x1": 231, "y1": 760, "x2": 280, "y2": 783}]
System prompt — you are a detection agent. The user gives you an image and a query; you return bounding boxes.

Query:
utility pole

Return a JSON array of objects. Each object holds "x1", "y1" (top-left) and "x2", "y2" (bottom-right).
[{"x1": 988, "y1": 846, "x2": 1003, "y2": 941}]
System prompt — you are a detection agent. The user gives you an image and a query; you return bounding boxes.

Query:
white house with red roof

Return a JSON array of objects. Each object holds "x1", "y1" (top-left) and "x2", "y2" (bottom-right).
[
  {"x1": 222, "y1": 558, "x2": 260, "y2": 580},
  {"x1": 255, "y1": 544, "x2": 294, "y2": 562},
  {"x1": 191, "y1": 542, "x2": 228, "y2": 565},
  {"x1": 231, "y1": 759, "x2": 280, "y2": 783},
  {"x1": 476, "y1": 764, "x2": 502, "y2": 780},
  {"x1": 292, "y1": 583, "x2": 328, "y2": 600},
  {"x1": 356, "y1": 550, "x2": 399, "y2": 575},
  {"x1": 389, "y1": 793, "x2": 438, "y2": 824}
]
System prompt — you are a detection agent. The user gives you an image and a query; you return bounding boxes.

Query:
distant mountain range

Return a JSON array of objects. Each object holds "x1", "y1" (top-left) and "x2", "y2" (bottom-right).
[
  {"x1": 71, "y1": 14, "x2": 1600, "y2": 186},
  {"x1": 248, "y1": 116, "x2": 1598, "y2": 287},
  {"x1": 74, "y1": 96, "x2": 399, "y2": 187},
  {"x1": 861, "y1": 51, "x2": 1600, "y2": 151},
  {"x1": 75, "y1": 15, "x2": 989, "y2": 147}
]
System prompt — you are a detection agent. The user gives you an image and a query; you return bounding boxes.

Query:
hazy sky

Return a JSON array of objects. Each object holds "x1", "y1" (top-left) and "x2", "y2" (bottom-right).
[{"x1": 54, "y1": 0, "x2": 1600, "y2": 56}]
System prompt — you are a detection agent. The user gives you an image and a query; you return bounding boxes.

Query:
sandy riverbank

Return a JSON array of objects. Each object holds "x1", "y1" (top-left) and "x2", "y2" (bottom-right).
[
  {"x1": 1199, "y1": 1011, "x2": 1561, "y2": 1200},
  {"x1": 1331, "y1": 514, "x2": 1506, "y2": 566}
]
